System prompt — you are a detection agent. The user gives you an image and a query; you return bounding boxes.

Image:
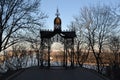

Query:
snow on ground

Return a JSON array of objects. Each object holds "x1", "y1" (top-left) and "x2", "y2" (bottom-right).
[{"x1": 0, "y1": 54, "x2": 106, "y2": 74}]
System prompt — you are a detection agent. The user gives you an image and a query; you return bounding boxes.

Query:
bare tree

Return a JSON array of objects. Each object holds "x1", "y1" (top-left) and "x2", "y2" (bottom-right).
[
  {"x1": 29, "y1": 36, "x2": 40, "y2": 66},
  {"x1": 73, "y1": 5, "x2": 120, "y2": 73},
  {"x1": 108, "y1": 35, "x2": 120, "y2": 66},
  {"x1": 13, "y1": 43, "x2": 27, "y2": 67},
  {"x1": 68, "y1": 22, "x2": 89, "y2": 67},
  {"x1": 0, "y1": 0, "x2": 46, "y2": 52}
]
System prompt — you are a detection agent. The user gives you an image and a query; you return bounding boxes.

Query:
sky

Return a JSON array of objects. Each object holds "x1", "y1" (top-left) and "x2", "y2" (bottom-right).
[{"x1": 41, "y1": 0, "x2": 120, "y2": 30}]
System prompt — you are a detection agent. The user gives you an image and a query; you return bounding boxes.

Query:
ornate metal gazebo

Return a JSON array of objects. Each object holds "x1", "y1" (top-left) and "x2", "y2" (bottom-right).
[{"x1": 39, "y1": 9, "x2": 76, "y2": 68}]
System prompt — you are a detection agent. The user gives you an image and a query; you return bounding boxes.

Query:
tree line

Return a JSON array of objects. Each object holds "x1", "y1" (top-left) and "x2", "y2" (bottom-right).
[{"x1": 68, "y1": 4, "x2": 120, "y2": 79}]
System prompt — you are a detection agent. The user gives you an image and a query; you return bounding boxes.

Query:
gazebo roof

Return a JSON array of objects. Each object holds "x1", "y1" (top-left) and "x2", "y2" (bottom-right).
[{"x1": 40, "y1": 30, "x2": 76, "y2": 38}]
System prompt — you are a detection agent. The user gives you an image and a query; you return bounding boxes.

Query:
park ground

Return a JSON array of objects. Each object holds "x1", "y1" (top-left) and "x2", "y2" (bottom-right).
[{"x1": 2, "y1": 67, "x2": 110, "y2": 80}]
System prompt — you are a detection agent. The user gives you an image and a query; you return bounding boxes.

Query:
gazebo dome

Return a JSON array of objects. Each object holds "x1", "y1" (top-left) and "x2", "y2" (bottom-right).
[{"x1": 54, "y1": 17, "x2": 61, "y2": 25}]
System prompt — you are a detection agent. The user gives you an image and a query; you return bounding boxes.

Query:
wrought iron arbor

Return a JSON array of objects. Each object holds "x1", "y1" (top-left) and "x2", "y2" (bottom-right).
[{"x1": 39, "y1": 9, "x2": 76, "y2": 68}]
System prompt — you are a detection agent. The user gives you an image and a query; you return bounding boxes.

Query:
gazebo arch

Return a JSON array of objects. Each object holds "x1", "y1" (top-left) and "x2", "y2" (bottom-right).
[{"x1": 39, "y1": 9, "x2": 76, "y2": 68}]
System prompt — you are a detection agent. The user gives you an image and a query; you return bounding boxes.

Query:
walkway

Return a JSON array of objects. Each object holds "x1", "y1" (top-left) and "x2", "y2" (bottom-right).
[{"x1": 7, "y1": 67, "x2": 109, "y2": 80}]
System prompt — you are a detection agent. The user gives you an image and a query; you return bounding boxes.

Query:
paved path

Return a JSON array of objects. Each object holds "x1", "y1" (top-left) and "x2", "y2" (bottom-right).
[{"x1": 8, "y1": 67, "x2": 109, "y2": 80}]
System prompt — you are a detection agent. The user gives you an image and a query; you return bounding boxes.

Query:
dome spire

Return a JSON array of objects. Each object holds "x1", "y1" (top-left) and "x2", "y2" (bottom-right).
[
  {"x1": 55, "y1": 8, "x2": 60, "y2": 17},
  {"x1": 54, "y1": 8, "x2": 61, "y2": 32}
]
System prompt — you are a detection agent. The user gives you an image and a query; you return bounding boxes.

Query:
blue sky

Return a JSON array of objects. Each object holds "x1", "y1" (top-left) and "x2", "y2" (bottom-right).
[{"x1": 41, "y1": 0, "x2": 120, "y2": 30}]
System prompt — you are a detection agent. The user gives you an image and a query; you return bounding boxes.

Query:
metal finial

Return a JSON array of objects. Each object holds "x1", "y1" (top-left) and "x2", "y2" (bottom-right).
[{"x1": 55, "y1": 8, "x2": 60, "y2": 17}]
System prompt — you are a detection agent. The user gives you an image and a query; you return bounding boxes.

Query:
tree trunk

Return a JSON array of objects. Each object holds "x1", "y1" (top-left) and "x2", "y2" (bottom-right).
[
  {"x1": 0, "y1": 11, "x2": 2, "y2": 52},
  {"x1": 37, "y1": 52, "x2": 39, "y2": 67},
  {"x1": 96, "y1": 57, "x2": 100, "y2": 73},
  {"x1": 63, "y1": 45, "x2": 65, "y2": 67},
  {"x1": 76, "y1": 41, "x2": 82, "y2": 67},
  {"x1": 48, "y1": 45, "x2": 50, "y2": 68},
  {"x1": 0, "y1": 31, "x2": 2, "y2": 52}
]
